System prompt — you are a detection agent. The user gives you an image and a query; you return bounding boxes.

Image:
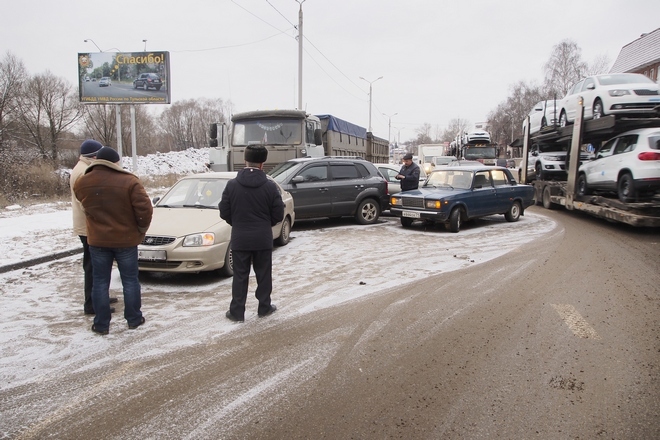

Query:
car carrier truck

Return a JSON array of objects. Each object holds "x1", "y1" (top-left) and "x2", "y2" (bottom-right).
[
  {"x1": 209, "y1": 110, "x2": 389, "y2": 172},
  {"x1": 520, "y1": 98, "x2": 660, "y2": 227}
]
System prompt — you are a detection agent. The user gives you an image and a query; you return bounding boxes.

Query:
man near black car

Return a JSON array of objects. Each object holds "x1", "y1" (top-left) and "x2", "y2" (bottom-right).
[
  {"x1": 220, "y1": 145, "x2": 284, "y2": 322},
  {"x1": 396, "y1": 153, "x2": 421, "y2": 191}
]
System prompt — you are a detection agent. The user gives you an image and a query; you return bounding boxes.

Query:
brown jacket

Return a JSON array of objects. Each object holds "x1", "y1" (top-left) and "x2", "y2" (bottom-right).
[{"x1": 74, "y1": 160, "x2": 153, "y2": 248}]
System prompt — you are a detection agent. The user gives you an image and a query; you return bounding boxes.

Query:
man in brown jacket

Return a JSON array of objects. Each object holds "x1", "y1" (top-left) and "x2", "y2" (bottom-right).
[
  {"x1": 74, "y1": 147, "x2": 153, "y2": 335},
  {"x1": 70, "y1": 139, "x2": 117, "y2": 315}
]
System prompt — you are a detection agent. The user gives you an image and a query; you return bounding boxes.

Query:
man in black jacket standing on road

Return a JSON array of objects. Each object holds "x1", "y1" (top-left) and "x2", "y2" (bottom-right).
[
  {"x1": 396, "y1": 153, "x2": 421, "y2": 191},
  {"x1": 220, "y1": 145, "x2": 284, "y2": 322}
]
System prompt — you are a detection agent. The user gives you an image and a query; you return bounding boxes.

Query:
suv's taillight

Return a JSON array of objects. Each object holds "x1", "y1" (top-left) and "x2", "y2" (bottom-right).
[{"x1": 638, "y1": 151, "x2": 660, "y2": 161}]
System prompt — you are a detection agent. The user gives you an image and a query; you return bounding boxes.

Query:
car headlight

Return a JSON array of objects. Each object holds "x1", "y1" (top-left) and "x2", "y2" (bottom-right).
[
  {"x1": 183, "y1": 232, "x2": 215, "y2": 247},
  {"x1": 608, "y1": 89, "x2": 631, "y2": 97},
  {"x1": 390, "y1": 196, "x2": 402, "y2": 206},
  {"x1": 425, "y1": 199, "x2": 444, "y2": 209}
]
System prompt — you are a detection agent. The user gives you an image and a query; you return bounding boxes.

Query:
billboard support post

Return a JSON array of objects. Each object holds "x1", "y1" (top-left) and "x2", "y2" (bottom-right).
[
  {"x1": 115, "y1": 105, "x2": 122, "y2": 159},
  {"x1": 130, "y1": 105, "x2": 138, "y2": 175}
]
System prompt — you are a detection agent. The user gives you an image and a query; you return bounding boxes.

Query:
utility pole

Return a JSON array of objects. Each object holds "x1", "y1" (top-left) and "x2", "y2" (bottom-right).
[
  {"x1": 359, "y1": 76, "x2": 383, "y2": 132},
  {"x1": 296, "y1": 0, "x2": 306, "y2": 110}
]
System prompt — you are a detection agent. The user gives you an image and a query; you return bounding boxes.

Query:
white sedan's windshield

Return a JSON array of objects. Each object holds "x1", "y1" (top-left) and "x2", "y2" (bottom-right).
[
  {"x1": 597, "y1": 74, "x2": 655, "y2": 86},
  {"x1": 158, "y1": 179, "x2": 228, "y2": 208}
]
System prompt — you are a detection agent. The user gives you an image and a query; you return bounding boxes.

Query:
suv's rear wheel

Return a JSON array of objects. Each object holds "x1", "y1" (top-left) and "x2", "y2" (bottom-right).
[
  {"x1": 355, "y1": 198, "x2": 380, "y2": 225},
  {"x1": 618, "y1": 173, "x2": 635, "y2": 202}
]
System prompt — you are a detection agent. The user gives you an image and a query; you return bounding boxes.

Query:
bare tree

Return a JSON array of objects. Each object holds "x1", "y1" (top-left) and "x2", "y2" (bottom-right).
[
  {"x1": 159, "y1": 98, "x2": 230, "y2": 151},
  {"x1": 441, "y1": 118, "x2": 471, "y2": 142},
  {"x1": 0, "y1": 52, "x2": 28, "y2": 150},
  {"x1": 543, "y1": 39, "x2": 588, "y2": 97},
  {"x1": 17, "y1": 71, "x2": 83, "y2": 160},
  {"x1": 487, "y1": 81, "x2": 545, "y2": 145},
  {"x1": 81, "y1": 104, "x2": 117, "y2": 146},
  {"x1": 588, "y1": 54, "x2": 611, "y2": 75}
]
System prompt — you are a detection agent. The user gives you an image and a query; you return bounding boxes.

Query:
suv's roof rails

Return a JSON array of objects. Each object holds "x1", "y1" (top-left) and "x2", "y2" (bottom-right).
[{"x1": 317, "y1": 155, "x2": 365, "y2": 160}]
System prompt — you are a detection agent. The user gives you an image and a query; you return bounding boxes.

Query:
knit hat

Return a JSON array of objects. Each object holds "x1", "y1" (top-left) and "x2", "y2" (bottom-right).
[
  {"x1": 80, "y1": 139, "x2": 103, "y2": 157},
  {"x1": 403, "y1": 153, "x2": 413, "y2": 160},
  {"x1": 244, "y1": 145, "x2": 268, "y2": 164},
  {"x1": 96, "y1": 146, "x2": 120, "y2": 163}
]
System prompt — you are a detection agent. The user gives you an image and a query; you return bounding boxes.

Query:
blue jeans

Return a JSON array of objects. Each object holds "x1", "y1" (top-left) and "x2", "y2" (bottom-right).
[{"x1": 89, "y1": 246, "x2": 143, "y2": 331}]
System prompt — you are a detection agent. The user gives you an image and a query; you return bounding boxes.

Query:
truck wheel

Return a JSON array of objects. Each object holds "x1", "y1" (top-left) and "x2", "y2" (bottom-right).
[
  {"x1": 447, "y1": 207, "x2": 461, "y2": 233},
  {"x1": 275, "y1": 216, "x2": 291, "y2": 246},
  {"x1": 218, "y1": 243, "x2": 233, "y2": 277},
  {"x1": 355, "y1": 198, "x2": 380, "y2": 225},
  {"x1": 617, "y1": 173, "x2": 635, "y2": 203},
  {"x1": 505, "y1": 201, "x2": 521, "y2": 222},
  {"x1": 577, "y1": 174, "x2": 590, "y2": 196},
  {"x1": 542, "y1": 185, "x2": 555, "y2": 210},
  {"x1": 401, "y1": 217, "x2": 414, "y2": 227}
]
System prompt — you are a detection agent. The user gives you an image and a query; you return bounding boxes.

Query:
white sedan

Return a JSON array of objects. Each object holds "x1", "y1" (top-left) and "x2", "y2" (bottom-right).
[
  {"x1": 558, "y1": 73, "x2": 660, "y2": 126},
  {"x1": 138, "y1": 172, "x2": 295, "y2": 275},
  {"x1": 525, "y1": 100, "x2": 559, "y2": 134},
  {"x1": 577, "y1": 127, "x2": 660, "y2": 202}
]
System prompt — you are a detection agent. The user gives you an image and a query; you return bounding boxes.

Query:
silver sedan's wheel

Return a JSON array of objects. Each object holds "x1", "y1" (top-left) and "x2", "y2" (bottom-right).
[
  {"x1": 275, "y1": 216, "x2": 291, "y2": 246},
  {"x1": 219, "y1": 243, "x2": 233, "y2": 277}
]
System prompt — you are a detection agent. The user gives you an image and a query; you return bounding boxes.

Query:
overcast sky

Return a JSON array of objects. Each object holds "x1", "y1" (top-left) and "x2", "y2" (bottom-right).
[{"x1": 2, "y1": 0, "x2": 659, "y2": 142}]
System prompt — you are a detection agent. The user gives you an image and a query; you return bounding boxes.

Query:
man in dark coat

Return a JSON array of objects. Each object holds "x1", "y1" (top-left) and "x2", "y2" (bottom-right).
[
  {"x1": 396, "y1": 153, "x2": 421, "y2": 191},
  {"x1": 74, "y1": 147, "x2": 153, "y2": 335},
  {"x1": 219, "y1": 145, "x2": 284, "y2": 322}
]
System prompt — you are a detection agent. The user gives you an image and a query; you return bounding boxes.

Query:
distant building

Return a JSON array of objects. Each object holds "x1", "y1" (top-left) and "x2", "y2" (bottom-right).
[{"x1": 610, "y1": 28, "x2": 660, "y2": 82}]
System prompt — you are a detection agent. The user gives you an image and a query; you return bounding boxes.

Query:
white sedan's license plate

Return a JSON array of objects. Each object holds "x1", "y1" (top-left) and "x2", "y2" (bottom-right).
[
  {"x1": 402, "y1": 211, "x2": 420, "y2": 219},
  {"x1": 138, "y1": 249, "x2": 167, "y2": 261}
]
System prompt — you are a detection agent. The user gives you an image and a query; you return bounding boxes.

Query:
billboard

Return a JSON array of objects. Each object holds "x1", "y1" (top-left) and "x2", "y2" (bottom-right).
[{"x1": 78, "y1": 51, "x2": 171, "y2": 104}]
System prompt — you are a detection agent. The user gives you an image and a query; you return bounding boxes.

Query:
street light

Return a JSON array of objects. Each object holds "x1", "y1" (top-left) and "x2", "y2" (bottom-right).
[
  {"x1": 382, "y1": 112, "x2": 398, "y2": 148},
  {"x1": 359, "y1": 76, "x2": 383, "y2": 132},
  {"x1": 143, "y1": 40, "x2": 147, "y2": 51},
  {"x1": 84, "y1": 39, "x2": 102, "y2": 52}
]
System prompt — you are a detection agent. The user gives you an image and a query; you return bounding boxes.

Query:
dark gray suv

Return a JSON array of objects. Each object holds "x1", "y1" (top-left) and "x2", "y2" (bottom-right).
[{"x1": 268, "y1": 157, "x2": 389, "y2": 224}]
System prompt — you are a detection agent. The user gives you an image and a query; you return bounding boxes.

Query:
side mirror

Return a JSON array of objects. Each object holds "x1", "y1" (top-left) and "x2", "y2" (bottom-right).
[
  {"x1": 152, "y1": 196, "x2": 161, "y2": 205},
  {"x1": 291, "y1": 175, "x2": 304, "y2": 184},
  {"x1": 314, "y1": 128, "x2": 323, "y2": 146}
]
